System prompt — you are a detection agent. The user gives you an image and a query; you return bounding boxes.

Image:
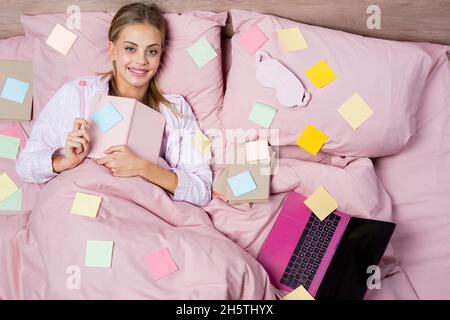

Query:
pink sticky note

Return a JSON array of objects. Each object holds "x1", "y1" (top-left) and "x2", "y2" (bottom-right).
[
  {"x1": 0, "y1": 124, "x2": 27, "y2": 149},
  {"x1": 239, "y1": 25, "x2": 268, "y2": 54},
  {"x1": 144, "y1": 248, "x2": 178, "y2": 281},
  {"x1": 46, "y1": 23, "x2": 78, "y2": 55}
]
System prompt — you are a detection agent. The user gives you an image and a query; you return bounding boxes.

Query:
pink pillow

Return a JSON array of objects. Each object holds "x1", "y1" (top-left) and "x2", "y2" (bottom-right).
[
  {"x1": 222, "y1": 10, "x2": 445, "y2": 157},
  {"x1": 20, "y1": 11, "x2": 226, "y2": 123}
]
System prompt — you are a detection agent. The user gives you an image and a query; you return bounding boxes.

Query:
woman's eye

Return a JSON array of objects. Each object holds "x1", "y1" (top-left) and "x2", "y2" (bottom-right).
[
  {"x1": 125, "y1": 47, "x2": 135, "y2": 52},
  {"x1": 147, "y1": 49, "x2": 158, "y2": 56}
]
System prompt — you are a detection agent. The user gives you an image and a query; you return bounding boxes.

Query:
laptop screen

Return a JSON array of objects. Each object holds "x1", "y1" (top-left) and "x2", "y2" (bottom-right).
[{"x1": 315, "y1": 217, "x2": 396, "y2": 300}]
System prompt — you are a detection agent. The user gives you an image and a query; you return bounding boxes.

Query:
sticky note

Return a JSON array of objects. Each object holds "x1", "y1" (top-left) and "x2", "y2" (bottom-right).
[
  {"x1": 227, "y1": 170, "x2": 257, "y2": 197},
  {"x1": 249, "y1": 102, "x2": 277, "y2": 129},
  {"x1": 46, "y1": 23, "x2": 78, "y2": 55},
  {"x1": 283, "y1": 285, "x2": 315, "y2": 300},
  {"x1": 296, "y1": 125, "x2": 328, "y2": 156},
  {"x1": 85, "y1": 240, "x2": 114, "y2": 268},
  {"x1": 239, "y1": 25, "x2": 268, "y2": 54},
  {"x1": 277, "y1": 27, "x2": 308, "y2": 52},
  {"x1": 245, "y1": 140, "x2": 270, "y2": 162},
  {"x1": 1, "y1": 77, "x2": 30, "y2": 104},
  {"x1": 193, "y1": 129, "x2": 211, "y2": 157},
  {"x1": 0, "y1": 134, "x2": 20, "y2": 160},
  {"x1": 144, "y1": 248, "x2": 179, "y2": 281},
  {"x1": 187, "y1": 37, "x2": 217, "y2": 68},
  {"x1": 0, "y1": 173, "x2": 19, "y2": 202},
  {"x1": 338, "y1": 94, "x2": 374, "y2": 130},
  {"x1": 304, "y1": 187, "x2": 339, "y2": 221},
  {"x1": 0, "y1": 189, "x2": 22, "y2": 211},
  {"x1": 305, "y1": 59, "x2": 337, "y2": 89},
  {"x1": 70, "y1": 192, "x2": 102, "y2": 218},
  {"x1": 90, "y1": 102, "x2": 123, "y2": 133},
  {"x1": 0, "y1": 124, "x2": 27, "y2": 148}
]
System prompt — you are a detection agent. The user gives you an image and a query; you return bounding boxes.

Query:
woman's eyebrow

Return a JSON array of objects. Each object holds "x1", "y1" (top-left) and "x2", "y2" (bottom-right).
[{"x1": 123, "y1": 41, "x2": 160, "y2": 48}]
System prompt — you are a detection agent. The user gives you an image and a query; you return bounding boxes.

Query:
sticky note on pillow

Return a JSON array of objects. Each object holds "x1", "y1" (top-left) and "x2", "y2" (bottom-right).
[
  {"x1": 0, "y1": 134, "x2": 20, "y2": 160},
  {"x1": 283, "y1": 285, "x2": 315, "y2": 300},
  {"x1": 305, "y1": 59, "x2": 337, "y2": 89},
  {"x1": 193, "y1": 129, "x2": 211, "y2": 157},
  {"x1": 0, "y1": 189, "x2": 22, "y2": 211},
  {"x1": 239, "y1": 25, "x2": 268, "y2": 54},
  {"x1": 304, "y1": 187, "x2": 339, "y2": 221},
  {"x1": 338, "y1": 94, "x2": 374, "y2": 130},
  {"x1": 70, "y1": 192, "x2": 102, "y2": 218},
  {"x1": 296, "y1": 125, "x2": 328, "y2": 156},
  {"x1": 46, "y1": 23, "x2": 78, "y2": 56},
  {"x1": 144, "y1": 247, "x2": 179, "y2": 281},
  {"x1": 0, "y1": 124, "x2": 27, "y2": 149},
  {"x1": 91, "y1": 102, "x2": 123, "y2": 133},
  {"x1": 187, "y1": 37, "x2": 217, "y2": 68},
  {"x1": 249, "y1": 102, "x2": 277, "y2": 129},
  {"x1": 245, "y1": 140, "x2": 270, "y2": 162},
  {"x1": 0, "y1": 173, "x2": 18, "y2": 202},
  {"x1": 1, "y1": 77, "x2": 30, "y2": 104},
  {"x1": 85, "y1": 240, "x2": 114, "y2": 268},
  {"x1": 277, "y1": 27, "x2": 308, "y2": 52},
  {"x1": 227, "y1": 170, "x2": 257, "y2": 197}
]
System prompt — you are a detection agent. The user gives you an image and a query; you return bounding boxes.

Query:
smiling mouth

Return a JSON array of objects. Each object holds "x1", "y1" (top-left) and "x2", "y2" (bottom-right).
[{"x1": 127, "y1": 67, "x2": 149, "y2": 77}]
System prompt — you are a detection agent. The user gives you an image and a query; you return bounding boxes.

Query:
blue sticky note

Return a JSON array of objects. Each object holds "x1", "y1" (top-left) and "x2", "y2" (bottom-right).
[
  {"x1": 1, "y1": 77, "x2": 30, "y2": 104},
  {"x1": 90, "y1": 102, "x2": 123, "y2": 133},
  {"x1": 227, "y1": 170, "x2": 257, "y2": 197},
  {"x1": 0, "y1": 189, "x2": 22, "y2": 211}
]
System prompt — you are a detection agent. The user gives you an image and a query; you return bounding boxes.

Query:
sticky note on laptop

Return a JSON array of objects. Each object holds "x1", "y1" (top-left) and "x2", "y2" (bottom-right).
[
  {"x1": 283, "y1": 285, "x2": 315, "y2": 300},
  {"x1": 90, "y1": 102, "x2": 123, "y2": 133},
  {"x1": 304, "y1": 187, "x2": 339, "y2": 221},
  {"x1": 187, "y1": 37, "x2": 217, "y2": 68},
  {"x1": 0, "y1": 173, "x2": 18, "y2": 203},
  {"x1": 70, "y1": 192, "x2": 102, "y2": 218},
  {"x1": 337, "y1": 94, "x2": 374, "y2": 130},
  {"x1": 0, "y1": 134, "x2": 20, "y2": 160},
  {"x1": 144, "y1": 247, "x2": 179, "y2": 281},
  {"x1": 296, "y1": 125, "x2": 328, "y2": 156},
  {"x1": 305, "y1": 59, "x2": 337, "y2": 89},
  {"x1": 227, "y1": 170, "x2": 257, "y2": 197},
  {"x1": 85, "y1": 240, "x2": 114, "y2": 268},
  {"x1": 239, "y1": 25, "x2": 268, "y2": 54},
  {"x1": 1, "y1": 77, "x2": 30, "y2": 104},
  {"x1": 277, "y1": 27, "x2": 308, "y2": 52},
  {"x1": 245, "y1": 139, "x2": 270, "y2": 162},
  {"x1": 249, "y1": 102, "x2": 277, "y2": 129},
  {"x1": 0, "y1": 189, "x2": 22, "y2": 211},
  {"x1": 46, "y1": 23, "x2": 78, "y2": 55}
]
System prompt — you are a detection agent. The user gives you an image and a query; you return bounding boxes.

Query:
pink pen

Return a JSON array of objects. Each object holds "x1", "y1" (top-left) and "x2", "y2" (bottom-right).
[{"x1": 78, "y1": 80, "x2": 87, "y2": 129}]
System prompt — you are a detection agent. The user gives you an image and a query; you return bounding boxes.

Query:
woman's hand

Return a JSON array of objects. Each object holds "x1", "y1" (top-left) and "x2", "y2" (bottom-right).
[
  {"x1": 96, "y1": 145, "x2": 145, "y2": 177},
  {"x1": 53, "y1": 118, "x2": 90, "y2": 173}
]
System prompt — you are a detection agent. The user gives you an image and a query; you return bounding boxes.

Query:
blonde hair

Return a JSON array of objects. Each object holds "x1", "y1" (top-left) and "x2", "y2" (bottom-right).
[{"x1": 101, "y1": 2, "x2": 180, "y2": 116}]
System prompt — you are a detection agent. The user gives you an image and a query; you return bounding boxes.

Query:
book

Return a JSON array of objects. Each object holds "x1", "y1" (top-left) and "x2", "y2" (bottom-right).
[
  {"x1": 0, "y1": 60, "x2": 33, "y2": 121},
  {"x1": 86, "y1": 95, "x2": 165, "y2": 164}
]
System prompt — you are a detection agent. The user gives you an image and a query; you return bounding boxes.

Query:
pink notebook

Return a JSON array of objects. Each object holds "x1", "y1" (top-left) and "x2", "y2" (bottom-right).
[{"x1": 86, "y1": 95, "x2": 166, "y2": 164}]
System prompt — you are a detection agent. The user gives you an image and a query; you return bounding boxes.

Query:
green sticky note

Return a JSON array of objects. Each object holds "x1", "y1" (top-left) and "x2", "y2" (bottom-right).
[
  {"x1": 0, "y1": 134, "x2": 20, "y2": 160},
  {"x1": 187, "y1": 37, "x2": 217, "y2": 68},
  {"x1": 249, "y1": 102, "x2": 277, "y2": 128},
  {"x1": 0, "y1": 188, "x2": 22, "y2": 211},
  {"x1": 85, "y1": 240, "x2": 114, "y2": 268}
]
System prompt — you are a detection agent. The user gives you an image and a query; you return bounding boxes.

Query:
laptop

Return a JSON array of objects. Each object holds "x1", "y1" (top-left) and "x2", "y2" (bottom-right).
[{"x1": 257, "y1": 191, "x2": 395, "y2": 300}]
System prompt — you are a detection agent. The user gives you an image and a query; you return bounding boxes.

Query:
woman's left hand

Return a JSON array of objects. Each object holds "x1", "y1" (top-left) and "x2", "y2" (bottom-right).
[{"x1": 96, "y1": 145, "x2": 145, "y2": 177}]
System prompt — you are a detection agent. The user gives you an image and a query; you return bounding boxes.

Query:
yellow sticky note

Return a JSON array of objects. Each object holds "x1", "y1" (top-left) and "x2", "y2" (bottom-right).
[
  {"x1": 277, "y1": 27, "x2": 308, "y2": 52},
  {"x1": 305, "y1": 59, "x2": 337, "y2": 89},
  {"x1": 283, "y1": 285, "x2": 315, "y2": 300},
  {"x1": 0, "y1": 173, "x2": 19, "y2": 202},
  {"x1": 70, "y1": 192, "x2": 102, "y2": 218},
  {"x1": 338, "y1": 94, "x2": 374, "y2": 130},
  {"x1": 296, "y1": 125, "x2": 328, "y2": 156},
  {"x1": 304, "y1": 187, "x2": 339, "y2": 221},
  {"x1": 193, "y1": 129, "x2": 211, "y2": 157}
]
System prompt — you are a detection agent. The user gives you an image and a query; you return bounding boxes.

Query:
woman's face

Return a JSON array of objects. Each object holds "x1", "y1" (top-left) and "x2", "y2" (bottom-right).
[{"x1": 109, "y1": 23, "x2": 163, "y2": 90}]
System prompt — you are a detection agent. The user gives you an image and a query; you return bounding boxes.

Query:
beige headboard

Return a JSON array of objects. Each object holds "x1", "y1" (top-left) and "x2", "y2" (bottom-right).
[{"x1": 1, "y1": 0, "x2": 450, "y2": 45}]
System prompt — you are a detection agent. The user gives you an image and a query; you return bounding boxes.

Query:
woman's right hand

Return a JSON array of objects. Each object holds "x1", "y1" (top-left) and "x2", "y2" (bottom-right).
[{"x1": 52, "y1": 118, "x2": 91, "y2": 173}]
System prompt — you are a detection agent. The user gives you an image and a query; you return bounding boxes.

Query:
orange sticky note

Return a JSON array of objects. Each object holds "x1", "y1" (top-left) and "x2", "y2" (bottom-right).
[
  {"x1": 245, "y1": 139, "x2": 270, "y2": 162},
  {"x1": 46, "y1": 23, "x2": 78, "y2": 55},
  {"x1": 277, "y1": 27, "x2": 308, "y2": 52},
  {"x1": 304, "y1": 187, "x2": 339, "y2": 221},
  {"x1": 70, "y1": 192, "x2": 102, "y2": 218},
  {"x1": 305, "y1": 60, "x2": 337, "y2": 88},
  {"x1": 283, "y1": 285, "x2": 315, "y2": 300},
  {"x1": 0, "y1": 172, "x2": 19, "y2": 203},
  {"x1": 296, "y1": 125, "x2": 328, "y2": 156},
  {"x1": 338, "y1": 94, "x2": 374, "y2": 130}
]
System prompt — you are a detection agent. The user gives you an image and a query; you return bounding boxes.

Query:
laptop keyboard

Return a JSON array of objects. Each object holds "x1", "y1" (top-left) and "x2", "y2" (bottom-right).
[{"x1": 280, "y1": 212, "x2": 341, "y2": 290}]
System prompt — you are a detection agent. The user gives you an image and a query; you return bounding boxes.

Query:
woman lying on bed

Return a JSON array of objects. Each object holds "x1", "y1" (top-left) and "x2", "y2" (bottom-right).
[{"x1": 16, "y1": 2, "x2": 212, "y2": 207}]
